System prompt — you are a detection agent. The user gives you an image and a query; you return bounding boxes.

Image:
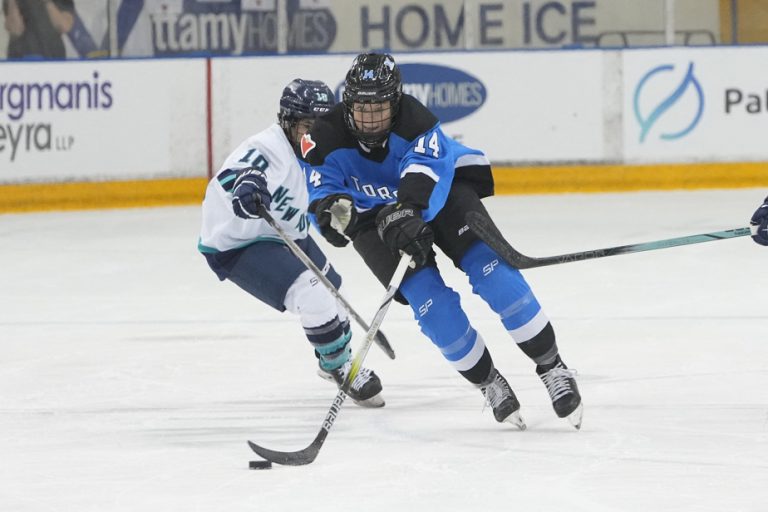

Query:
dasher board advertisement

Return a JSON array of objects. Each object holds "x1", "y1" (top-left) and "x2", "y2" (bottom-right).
[
  {"x1": 0, "y1": 59, "x2": 206, "y2": 183},
  {"x1": 623, "y1": 46, "x2": 768, "y2": 163},
  {"x1": 212, "y1": 51, "x2": 605, "y2": 167}
]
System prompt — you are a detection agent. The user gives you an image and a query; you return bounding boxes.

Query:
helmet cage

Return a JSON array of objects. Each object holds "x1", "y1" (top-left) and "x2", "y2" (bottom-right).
[{"x1": 342, "y1": 53, "x2": 402, "y2": 147}]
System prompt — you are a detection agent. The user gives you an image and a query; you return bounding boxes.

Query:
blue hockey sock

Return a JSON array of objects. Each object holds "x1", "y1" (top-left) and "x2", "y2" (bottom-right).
[
  {"x1": 461, "y1": 242, "x2": 556, "y2": 362},
  {"x1": 400, "y1": 267, "x2": 487, "y2": 374}
]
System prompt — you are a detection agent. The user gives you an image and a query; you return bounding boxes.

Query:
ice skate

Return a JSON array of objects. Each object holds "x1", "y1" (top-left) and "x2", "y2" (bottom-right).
[
  {"x1": 318, "y1": 361, "x2": 385, "y2": 408},
  {"x1": 536, "y1": 356, "x2": 583, "y2": 429},
  {"x1": 480, "y1": 369, "x2": 526, "y2": 430}
]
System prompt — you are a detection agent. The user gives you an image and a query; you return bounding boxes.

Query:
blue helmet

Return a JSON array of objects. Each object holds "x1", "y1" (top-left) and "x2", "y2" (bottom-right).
[{"x1": 278, "y1": 79, "x2": 335, "y2": 147}]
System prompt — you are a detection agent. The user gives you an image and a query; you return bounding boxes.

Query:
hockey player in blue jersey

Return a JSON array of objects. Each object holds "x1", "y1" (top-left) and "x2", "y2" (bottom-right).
[
  {"x1": 198, "y1": 79, "x2": 384, "y2": 407},
  {"x1": 302, "y1": 53, "x2": 583, "y2": 429},
  {"x1": 751, "y1": 196, "x2": 768, "y2": 245}
]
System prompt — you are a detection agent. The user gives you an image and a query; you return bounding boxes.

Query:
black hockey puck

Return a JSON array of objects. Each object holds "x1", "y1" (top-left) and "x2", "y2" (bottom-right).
[{"x1": 249, "y1": 460, "x2": 273, "y2": 470}]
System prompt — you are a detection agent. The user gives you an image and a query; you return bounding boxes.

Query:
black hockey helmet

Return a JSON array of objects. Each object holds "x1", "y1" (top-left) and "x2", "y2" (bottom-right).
[
  {"x1": 278, "y1": 79, "x2": 335, "y2": 148},
  {"x1": 343, "y1": 53, "x2": 402, "y2": 147}
]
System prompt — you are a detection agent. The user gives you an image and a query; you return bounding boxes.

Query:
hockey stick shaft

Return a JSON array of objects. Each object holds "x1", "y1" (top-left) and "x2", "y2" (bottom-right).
[
  {"x1": 466, "y1": 211, "x2": 750, "y2": 269},
  {"x1": 257, "y1": 206, "x2": 395, "y2": 360},
  {"x1": 248, "y1": 254, "x2": 412, "y2": 466}
]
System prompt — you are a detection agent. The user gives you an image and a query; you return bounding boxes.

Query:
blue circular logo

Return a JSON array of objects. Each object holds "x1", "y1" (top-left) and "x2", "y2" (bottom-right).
[
  {"x1": 634, "y1": 62, "x2": 704, "y2": 143},
  {"x1": 336, "y1": 63, "x2": 486, "y2": 124}
]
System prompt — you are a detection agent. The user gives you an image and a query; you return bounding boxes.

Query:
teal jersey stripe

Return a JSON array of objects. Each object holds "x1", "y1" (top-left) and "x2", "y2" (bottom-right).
[{"x1": 217, "y1": 169, "x2": 238, "y2": 192}]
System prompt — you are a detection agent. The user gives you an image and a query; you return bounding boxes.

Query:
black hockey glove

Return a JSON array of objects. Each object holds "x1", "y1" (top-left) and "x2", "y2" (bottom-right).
[
  {"x1": 231, "y1": 167, "x2": 271, "y2": 219},
  {"x1": 376, "y1": 203, "x2": 434, "y2": 266},
  {"x1": 313, "y1": 194, "x2": 357, "y2": 247},
  {"x1": 750, "y1": 196, "x2": 768, "y2": 246}
]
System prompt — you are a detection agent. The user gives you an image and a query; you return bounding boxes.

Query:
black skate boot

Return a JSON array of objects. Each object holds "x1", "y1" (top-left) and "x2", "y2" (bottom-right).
[
  {"x1": 536, "y1": 355, "x2": 583, "y2": 429},
  {"x1": 318, "y1": 361, "x2": 385, "y2": 408},
  {"x1": 479, "y1": 369, "x2": 526, "y2": 430}
]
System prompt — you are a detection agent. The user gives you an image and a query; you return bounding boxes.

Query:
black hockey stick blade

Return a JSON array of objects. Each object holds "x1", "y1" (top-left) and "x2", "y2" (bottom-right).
[
  {"x1": 248, "y1": 391, "x2": 347, "y2": 466},
  {"x1": 466, "y1": 210, "x2": 750, "y2": 269},
  {"x1": 247, "y1": 255, "x2": 411, "y2": 466},
  {"x1": 247, "y1": 435, "x2": 324, "y2": 466}
]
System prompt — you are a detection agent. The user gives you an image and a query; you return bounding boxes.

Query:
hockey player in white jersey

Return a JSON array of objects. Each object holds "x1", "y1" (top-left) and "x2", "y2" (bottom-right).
[{"x1": 198, "y1": 79, "x2": 385, "y2": 407}]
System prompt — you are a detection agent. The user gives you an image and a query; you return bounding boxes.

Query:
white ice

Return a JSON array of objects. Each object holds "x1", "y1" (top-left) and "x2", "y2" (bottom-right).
[{"x1": 1, "y1": 189, "x2": 766, "y2": 512}]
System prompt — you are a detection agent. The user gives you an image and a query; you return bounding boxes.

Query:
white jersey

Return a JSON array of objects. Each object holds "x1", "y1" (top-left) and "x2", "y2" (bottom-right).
[{"x1": 199, "y1": 124, "x2": 310, "y2": 253}]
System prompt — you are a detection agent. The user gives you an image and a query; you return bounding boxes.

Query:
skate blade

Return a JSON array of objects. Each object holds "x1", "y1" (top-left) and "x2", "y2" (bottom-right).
[
  {"x1": 352, "y1": 394, "x2": 385, "y2": 408},
  {"x1": 565, "y1": 403, "x2": 584, "y2": 430},
  {"x1": 317, "y1": 369, "x2": 334, "y2": 382},
  {"x1": 504, "y1": 410, "x2": 527, "y2": 431}
]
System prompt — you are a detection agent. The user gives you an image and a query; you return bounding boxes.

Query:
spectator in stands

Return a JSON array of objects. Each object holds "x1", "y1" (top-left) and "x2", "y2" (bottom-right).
[{"x1": 3, "y1": 0, "x2": 74, "y2": 59}]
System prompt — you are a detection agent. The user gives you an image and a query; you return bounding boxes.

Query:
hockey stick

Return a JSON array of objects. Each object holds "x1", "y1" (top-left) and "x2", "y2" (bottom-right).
[
  {"x1": 257, "y1": 205, "x2": 395, "y2": 360},
  {"x1": 247, "y1": 253, "x2": 412, "y2": 466},
  {"x1": 466, "y1": 211, "x2": 750, "y2": 269}
]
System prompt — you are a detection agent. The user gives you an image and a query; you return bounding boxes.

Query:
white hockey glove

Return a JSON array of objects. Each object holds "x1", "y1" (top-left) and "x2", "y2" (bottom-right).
[{"x1": 313, "y1": 194, "x2": 357, "y2": 247}]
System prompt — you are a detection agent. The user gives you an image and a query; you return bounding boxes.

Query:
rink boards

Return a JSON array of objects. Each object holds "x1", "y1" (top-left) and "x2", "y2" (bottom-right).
[{"x1": 1, "y1": 47, "x2": 767, "y2": 211}]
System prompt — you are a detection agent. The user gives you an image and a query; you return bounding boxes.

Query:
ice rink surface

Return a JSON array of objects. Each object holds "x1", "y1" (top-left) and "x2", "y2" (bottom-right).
[{"x1": 1, "y1": 189, "x2": 766, "y2": 512}]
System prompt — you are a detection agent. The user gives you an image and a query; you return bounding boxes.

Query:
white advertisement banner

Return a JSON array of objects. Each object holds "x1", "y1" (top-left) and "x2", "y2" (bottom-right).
[
  {"x1": 623, "y1": 46, "x2": 768, "y2": 163},
  {"x1": 211, "y1": 54, "x2": 350, "y2": 167},
  {"x1": 212, "y1": 51, "x2": 605, "y2": 167},
  {"x1": 4, "y1": 46, "x2": 768, "y2": 185},
  {"x1": 0, "y1": 59, "x2": 206, "y2": 183}
]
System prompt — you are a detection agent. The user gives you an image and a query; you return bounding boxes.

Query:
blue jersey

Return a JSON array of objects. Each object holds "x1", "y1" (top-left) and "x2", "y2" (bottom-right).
[{"x1": 301, "y1": 95, "x2": 493, "y2": 223}]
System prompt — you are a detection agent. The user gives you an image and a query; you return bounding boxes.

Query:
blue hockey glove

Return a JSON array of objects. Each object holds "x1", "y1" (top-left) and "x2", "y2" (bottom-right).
[
  {"x1": 376, "y1": 203, "x2": 434, "y2": 266},
  {"x1": 313, "y1": 194, "x2": 357, "y2": 247},
  {"x1": 750, "y1": 196, "x2": 768, "y2": 246},
  {"x1": 231, "y1": 168, "x2": 271, "y2": 219}
]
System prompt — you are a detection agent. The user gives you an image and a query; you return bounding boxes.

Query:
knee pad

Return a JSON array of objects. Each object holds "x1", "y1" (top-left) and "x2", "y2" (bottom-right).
[
  {"x1": 285, "y1": 270, "x2": 351, "y2": 370},
  {"x1": 284, "y1": 270, "x2": 341, "y2": 325}
]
